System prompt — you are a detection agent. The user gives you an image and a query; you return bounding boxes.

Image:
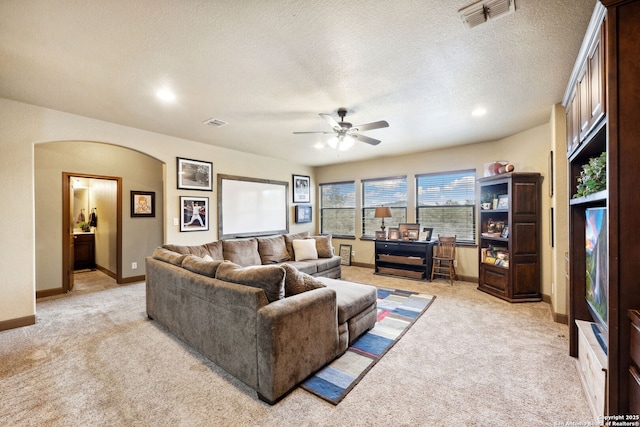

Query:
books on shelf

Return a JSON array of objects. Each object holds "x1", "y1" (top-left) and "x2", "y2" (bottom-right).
[{"x1": 481, "y1": 246, "x2": 509, "y2": 268}]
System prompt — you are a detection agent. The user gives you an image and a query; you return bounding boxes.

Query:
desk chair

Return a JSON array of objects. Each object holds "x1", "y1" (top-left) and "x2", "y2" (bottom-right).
[{"x1": 431, "y1": 235, "x2": 457, "y2": 285}]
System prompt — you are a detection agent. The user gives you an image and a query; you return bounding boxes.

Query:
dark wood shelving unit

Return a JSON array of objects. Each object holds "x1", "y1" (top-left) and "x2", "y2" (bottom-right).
[
  {"x1": 477, "y1": 172, "x2": 542, "y2": 303},
  {"x1": 566, "y1": 0, "x2": 640, "y2": 415}
]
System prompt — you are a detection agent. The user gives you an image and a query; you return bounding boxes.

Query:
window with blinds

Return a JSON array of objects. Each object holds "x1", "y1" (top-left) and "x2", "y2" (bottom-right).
[
  {"x1": 416, "y1": 170, "x2": 476, "y2": 243},
  {"x1": 320, "y1": 181, "x2": 356, "y2": 237},
  {"x1": 362, "y1": 176, "x2": 407, "y2": 237}
]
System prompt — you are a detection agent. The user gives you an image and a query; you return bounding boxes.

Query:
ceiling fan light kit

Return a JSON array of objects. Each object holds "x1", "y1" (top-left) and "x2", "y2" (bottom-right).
[{"x1": 294, "y1": 108, "x2": 389, "y2": 151}]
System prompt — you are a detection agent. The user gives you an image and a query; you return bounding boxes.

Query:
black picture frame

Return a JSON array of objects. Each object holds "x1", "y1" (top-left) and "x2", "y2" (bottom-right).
[
  {"x1": 420, "y1": 227, "x2": 433, "y2": 241},
  {"x1": 293, "y1": 174, "x2": 310, "y2": 203},
  {"x1": 177, "y1": 157, "x2": 213, "y2": 191},
  {"x1": 339, "y1": 244, "x2": 352, "y2": 266},
  {"x1": 131, "y1": 191, "x2": 155, "y2": 217},
  {"x1": 180, "y1": 196, "x2": 209, "y2": 232},
  {"x1": 295, "y1": 205, "x2": 312, "y2": 223}
]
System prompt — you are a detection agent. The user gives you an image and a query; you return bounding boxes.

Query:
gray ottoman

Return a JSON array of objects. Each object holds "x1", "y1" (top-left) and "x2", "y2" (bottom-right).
[{"x1": 317, "y1": 277, "x2": 378, "y2": 353}]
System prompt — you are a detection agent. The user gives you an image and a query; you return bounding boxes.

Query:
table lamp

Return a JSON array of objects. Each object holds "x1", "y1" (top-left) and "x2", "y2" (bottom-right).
[{"x1": 374, "y1": 206, "x2": 392, "y2": 232}]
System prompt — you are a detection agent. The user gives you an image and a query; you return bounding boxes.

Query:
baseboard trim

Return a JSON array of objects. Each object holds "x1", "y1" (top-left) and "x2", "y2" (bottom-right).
[
  {"x1": 36, "y1": 287, "x2": 65, "y2": 299},
  {"x1": 120, "y1": 275, "x2": 145, "y2": 284},
  {"x1": 0, "y1": 315, "x2": 36, "y2": 332},
  {"x1": 95, "y1": 265, "x2": 116, "y2": 279}
]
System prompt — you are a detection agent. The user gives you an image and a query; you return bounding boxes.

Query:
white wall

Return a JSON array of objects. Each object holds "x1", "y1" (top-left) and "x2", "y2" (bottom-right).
[{"x1": 0, "y1": 97, "x2": 314, "y2": 325}]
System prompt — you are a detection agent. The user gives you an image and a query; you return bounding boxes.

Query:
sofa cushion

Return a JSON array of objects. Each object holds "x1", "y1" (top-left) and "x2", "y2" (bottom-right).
[
  {"x1": 284, "y1": 261, "x2": 318, "y2": 275},
  {"x1": 222, "y1": 238, "x2": 261, "y2": 267},
  {"x1": 181, "y1": 255, "x2": 223, "y2": 277},
  {"x1": 284, "y1": 231, "x2": 310, "y2": 260},
  {"x1": 281, "y1": 264, "x2": 326, "y2": 297},
  {"x1": 313, "y1": 256, "x2": 342, "y2": 272},
  {"x1": 292, "y1": 239, "x2": 318, "y2": 261},
  {"x1": 162, "y1": 241, "x2": 224, "y2": 260},
  {"x1": 257, "y1": 235, "x2": 291, "y2": 265},
  {"x1": 309, "y1": 235, "x2": 333, "y2": 258},
  {"x1": 317, "y1": 277, "x2": 378, "y2": 325},
  {"x1": 215, "y1": 261, "x2": 285, "y2": 302},
  {"x1": 152, "y1": 247, "x2": 187, "y2": 266}
]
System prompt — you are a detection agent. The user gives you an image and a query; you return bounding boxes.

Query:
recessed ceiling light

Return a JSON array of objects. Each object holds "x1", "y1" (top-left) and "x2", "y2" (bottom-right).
[
  {"x1": 471, "y1": 107, "x2": 487, "y2": 117},
  {"x1": 156, "y1": 87, "x2": 176, "y2": 102}
]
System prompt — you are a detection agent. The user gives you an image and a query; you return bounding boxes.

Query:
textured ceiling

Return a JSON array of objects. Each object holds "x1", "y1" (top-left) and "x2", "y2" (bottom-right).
[{"x1": 0, "y1": 0, "x2": 596, "y2": 166}]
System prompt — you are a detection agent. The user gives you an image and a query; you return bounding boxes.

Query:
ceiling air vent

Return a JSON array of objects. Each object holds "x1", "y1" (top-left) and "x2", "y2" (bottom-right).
[
  {"x1": 202, "y1": 118, "x2": 228, "y2": 127},
  {"x1": 459, "y1": 0, "x2": 516, "y2": 29}
]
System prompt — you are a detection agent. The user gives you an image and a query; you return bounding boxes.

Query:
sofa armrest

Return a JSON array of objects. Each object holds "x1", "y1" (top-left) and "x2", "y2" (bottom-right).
[{"x1": 256, "y1": 287, "x2": 339, "y2": 403}]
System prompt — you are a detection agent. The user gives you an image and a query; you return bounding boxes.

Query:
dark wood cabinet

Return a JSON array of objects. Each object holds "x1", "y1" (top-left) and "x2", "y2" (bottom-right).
[
  {"x1": 477, "y1": 172, "x2": 542, "y2": 303},
  {"x1": 567, "y1": 0, "x2": 640, "y2": 415},
  {"x1": 74, "y1": 233, "x2": 95, "y2": 270},
  {"x1": 374, "y1": 240, "x2": 434, "y2": 281}
]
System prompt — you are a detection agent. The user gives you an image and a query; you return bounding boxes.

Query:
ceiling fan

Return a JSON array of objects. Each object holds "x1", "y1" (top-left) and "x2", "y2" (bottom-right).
[{"x1": 293, "y1": 108, "x2": 389, "y2": 151}]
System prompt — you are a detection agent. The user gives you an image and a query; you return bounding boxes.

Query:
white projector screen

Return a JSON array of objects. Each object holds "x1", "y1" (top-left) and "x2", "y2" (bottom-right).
[{"x1": 218, "y1": 174, "x2": 289, "y2": 239}]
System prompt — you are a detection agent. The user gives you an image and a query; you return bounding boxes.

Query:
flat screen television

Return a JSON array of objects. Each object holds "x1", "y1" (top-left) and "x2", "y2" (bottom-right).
[{"x1": 585, "y1": 207, "x2": 608, "y2": 354}]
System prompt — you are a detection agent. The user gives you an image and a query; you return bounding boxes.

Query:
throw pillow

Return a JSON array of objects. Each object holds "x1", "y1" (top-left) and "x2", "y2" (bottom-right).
[
  {"x1": 215, "y1": 261, "x2": 285, "y2": 302},
  {"x1": 152, "y1": 247, "x2": 187, "y2": 266},
  {"x1": 281, "y1": 264, "x2": 326, "y2": 297},
  {"x1": 292, "y1": 239, "x2": 318, "y2": 261},
  {"x1": 222, "y1": 238, "x2": 261, "y2": 266},
  {"x1": 257, "y1": 235, "x2": 290, "y2": 264},
  {"x1": 181, "y1": 255, "x2": 223, "y2": 277},
  {"x1": 309, "y1": 234, "x2": 333, "y2": 258},
  {"x1": 284, "y1": 231, "x2": 310, "y2": 260},
  {"x1": 162, "y1": 242, "x2": 223, "y2": 259}
]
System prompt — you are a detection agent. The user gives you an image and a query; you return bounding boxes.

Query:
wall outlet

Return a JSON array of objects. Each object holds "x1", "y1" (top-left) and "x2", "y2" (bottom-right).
[
  {"x1": 453, "y1": 260, "x2": 458, "y2": 267},
  {"x1": 131, "y1": 262, "x2": 137, "y2": 269},
  {"x1": 173, "y1": 218, "x2": 179, "y2": 226},
  {"x1": 351, "y1": 250, "x2": 355, "y2": 256}
]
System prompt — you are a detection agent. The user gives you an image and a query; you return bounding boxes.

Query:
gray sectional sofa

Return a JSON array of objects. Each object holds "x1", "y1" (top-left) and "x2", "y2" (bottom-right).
[{"x1": 145, "y1": 232, "x2": 378, "y2": 404}]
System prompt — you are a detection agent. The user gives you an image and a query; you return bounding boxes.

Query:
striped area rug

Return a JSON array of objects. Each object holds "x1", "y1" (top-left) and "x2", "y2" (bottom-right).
[{"x1": 301, "y1": 288, "x2": 436, "y2": 404}]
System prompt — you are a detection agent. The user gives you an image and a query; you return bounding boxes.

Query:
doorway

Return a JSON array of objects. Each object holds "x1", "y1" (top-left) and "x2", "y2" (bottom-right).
[{"x1": 62, "y1": 173, "x2": 122, "y2": 293}]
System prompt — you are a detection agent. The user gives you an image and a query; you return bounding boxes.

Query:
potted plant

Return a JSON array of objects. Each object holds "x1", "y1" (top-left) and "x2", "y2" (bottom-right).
[
  {"x1": 481, "y1": 191, "x2": 496, "y2": 210},
  {"x1": 574, "y1": 152, "x2": 606, "y2": 198}
]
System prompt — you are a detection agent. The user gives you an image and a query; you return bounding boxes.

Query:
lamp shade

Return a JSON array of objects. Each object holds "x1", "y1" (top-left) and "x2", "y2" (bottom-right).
[{"x1": 374, "y1": 206, "x2": 392, "y2": 218}]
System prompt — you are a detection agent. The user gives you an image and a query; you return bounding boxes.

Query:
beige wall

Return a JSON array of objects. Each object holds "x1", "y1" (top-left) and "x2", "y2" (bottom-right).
[
  {"x1": 34, "y1": 141, "x2": 163, "y2": 291},
  {"x1": 0, "y1": 95, "x2": 568, "y2": 326},
  {"x1": 315, "y1": 120, "x2": 567, "y2": 317},
  {"x1": 0, "y1": 97, "x2": 314, "y2": 325}
]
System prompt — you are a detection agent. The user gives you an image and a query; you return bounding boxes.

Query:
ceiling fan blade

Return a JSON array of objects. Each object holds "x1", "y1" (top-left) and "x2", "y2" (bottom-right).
[
  {"x1": 319, "y1": 113, "x2": 342, "y2": 131},
  {"x1": 351, "y1": 120, "x2": 389, "y2": 132},
  {"x1": 353, "y1": 133, "x2": 381, "y2": 146},
  {"x1": 292, "y1": 131, "x2": 334, "y2": 134}
]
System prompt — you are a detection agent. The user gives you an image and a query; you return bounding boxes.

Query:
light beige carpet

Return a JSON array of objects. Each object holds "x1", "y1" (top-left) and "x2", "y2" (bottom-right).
[{"x1": 0, "y1": 267, "x2": 592, "y2": 426}]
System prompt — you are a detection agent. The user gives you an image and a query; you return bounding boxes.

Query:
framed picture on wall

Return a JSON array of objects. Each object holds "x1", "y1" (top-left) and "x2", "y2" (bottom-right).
[
  {"x1": 180, "y1": 196, "x2": 209, "y2": 232},
  {"x1": 131, "y1": 190, "x2": 155, "y2": 217},
  {"x1": 293, "y1": 174, "x2": 310, "y2": 203},
  {"x1": 177, "y1": 157, "x2": 213, "y2": 191},
  {"x1": 295, "y1": 205, "x2": 312, "y2": 223}
]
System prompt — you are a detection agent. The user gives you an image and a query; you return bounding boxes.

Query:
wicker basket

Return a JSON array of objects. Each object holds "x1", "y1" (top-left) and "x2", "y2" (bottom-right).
[
  {"x1": 377, "y1": 266, "x2": 424, "y2": 279},
  {"x1": 378, "y1": 254, "x2": 424, "y2": 265}
]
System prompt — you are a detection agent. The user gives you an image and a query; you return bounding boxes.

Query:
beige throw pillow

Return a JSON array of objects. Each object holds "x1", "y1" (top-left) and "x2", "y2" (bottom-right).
[
  {"x1": 292, "y1": 239, "x2": 318, "y2": 261},
  {"x1": 284, "y1": 231, "x2": 310, "y2": 260},
  {"x1": 282, "y1": 264, "x2": 326, "y2": 297},
  {"x1": 215, "y1": 261, "x2": 285, "y2": 302}
]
